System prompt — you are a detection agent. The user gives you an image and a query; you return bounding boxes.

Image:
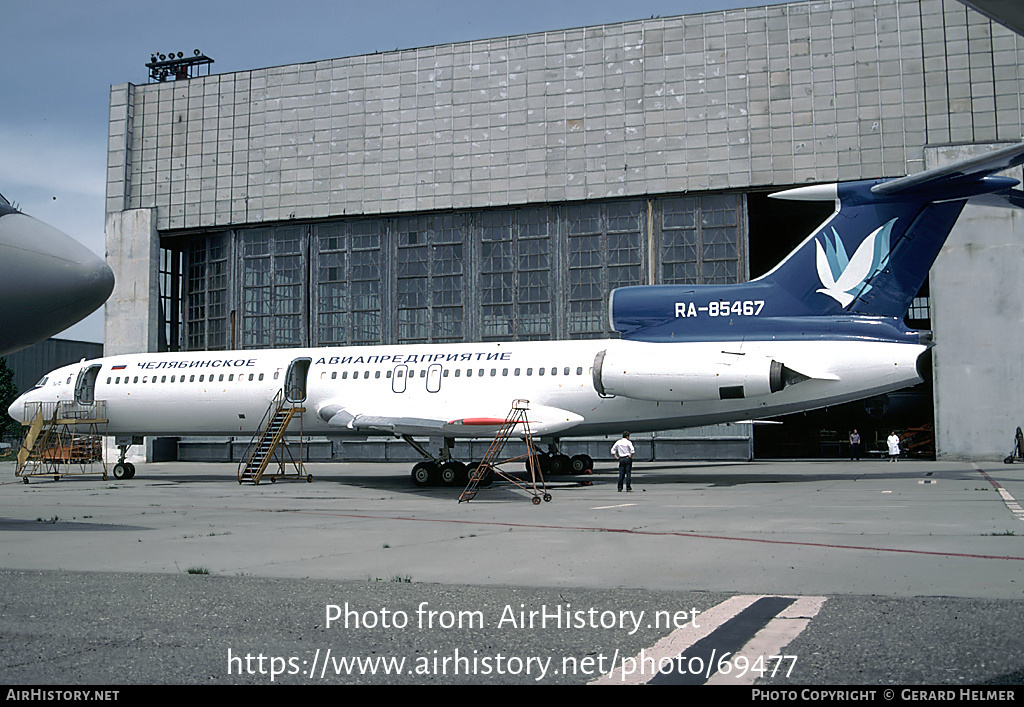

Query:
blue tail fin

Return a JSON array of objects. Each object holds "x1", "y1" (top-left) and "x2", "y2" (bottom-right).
[{"x1": 611, "y1": 143, "x2": 1024, "y2": 341}]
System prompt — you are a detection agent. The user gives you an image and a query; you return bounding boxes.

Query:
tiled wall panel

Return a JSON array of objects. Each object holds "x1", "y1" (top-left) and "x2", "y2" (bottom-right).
[{"x1": 107, "y1": 0, "x2": 1024, "y2": 231}]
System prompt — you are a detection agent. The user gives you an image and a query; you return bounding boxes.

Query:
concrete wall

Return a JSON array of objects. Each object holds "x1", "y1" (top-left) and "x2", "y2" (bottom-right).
[
  {"x1": 104, "y1": 208, "x2": 160, "y2": 356},
  {"x1": 175, "y1": 426, "x2": 753, "y2": 463},
  {"x1": 929, "y1": 144, "x2": 1024, "y2": 460},
  {"x1": 105, "y1": 0, "x2": 1024, "y2": 233}
]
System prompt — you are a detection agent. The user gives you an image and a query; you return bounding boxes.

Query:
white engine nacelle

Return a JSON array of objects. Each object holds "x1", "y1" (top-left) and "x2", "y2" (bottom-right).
[{"x1": 592, "y1": 342, "x2": 791, "y2": 402}]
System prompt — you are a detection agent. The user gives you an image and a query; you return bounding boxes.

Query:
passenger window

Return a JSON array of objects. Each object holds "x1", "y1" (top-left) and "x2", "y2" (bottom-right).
[
  {"x1": 502, "y1": 368, "x2": 508, "y2": 376},
  {"x1": 576, "y1": 367, "x2": 583, "y2": 375},
  {"x1": 478, "y1": 369, "x2": 484, "y2": 377},
  {"x1": 190, "y1": 376, "x2": 195, "y2": 382},
  {"x1": 455, "y1": 369, "x2": 461, "y2": 377},
  {"x1": 248, "y1": 374, "x2": 253, "y2": 381},
  {"x1": 259, "y1": 373, "x2": 264, "y2": 381},
  {"x1": 375, "y1": 371, "x2": 381, "y2": 379},
  {"x1": 331, "y1": 372, "x2": 337, "y2": 380},
  {"x1": 527, "y1": 368, "x2": 533, "y2": 376},
  {"x1": 514, "y1": 368, "x2": 520, "y2": 376},
  {"x1": 564, "y1": 367, "x2": 570, "y2": 376},
  {"x1": 218, "y1": 374, "x2": 223, "y2": 382},
  {"x1": 467, "y1": 369, "x2": 472, "y2": 377},
  {"x1": 162, "y1": 376, "x2": 168, "y2": 383},
  {"x1": 106, "y1": 377, "x2": 111, "y2": 385},
  {"x1": 539, "y1": 368, "x2": 545, "y2": 376}
]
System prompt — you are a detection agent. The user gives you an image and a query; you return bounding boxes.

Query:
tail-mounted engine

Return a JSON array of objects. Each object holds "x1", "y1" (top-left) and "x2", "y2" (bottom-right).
[{"x1": 592, "y1": 342, "x2": 802, "y2": 402}]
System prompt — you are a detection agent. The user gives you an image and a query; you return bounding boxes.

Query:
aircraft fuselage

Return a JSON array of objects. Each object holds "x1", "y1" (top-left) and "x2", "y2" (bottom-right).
[{"x1": 10, "y1": 337, "x2": 927, "y2": 441}]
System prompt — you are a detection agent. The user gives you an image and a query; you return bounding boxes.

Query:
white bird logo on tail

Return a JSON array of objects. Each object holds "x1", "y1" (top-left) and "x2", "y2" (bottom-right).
[{"x1": 814, "y1": 219, "x2": 895, "y2": 308}]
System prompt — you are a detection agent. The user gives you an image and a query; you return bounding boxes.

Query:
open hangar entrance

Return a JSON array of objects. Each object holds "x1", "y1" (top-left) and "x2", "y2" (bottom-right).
[{"x1": 745, "y1": 190, "x2": 935, "y2": 459}]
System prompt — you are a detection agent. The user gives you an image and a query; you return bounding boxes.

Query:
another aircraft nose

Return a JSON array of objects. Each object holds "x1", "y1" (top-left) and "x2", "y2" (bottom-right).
[{"x1": 0, "y1": 211, "x2": 114, "y2": 356}]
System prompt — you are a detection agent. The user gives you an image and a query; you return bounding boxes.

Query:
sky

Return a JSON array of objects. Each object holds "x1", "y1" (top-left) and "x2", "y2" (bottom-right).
[{"x1": 0, "y1": 0, "x2": 787, "y2": 343}]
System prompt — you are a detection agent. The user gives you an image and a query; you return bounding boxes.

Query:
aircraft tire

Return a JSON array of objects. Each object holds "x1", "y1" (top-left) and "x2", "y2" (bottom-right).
[
  {"x1": 476, "y1": 463, "x2": 494, "y2": 487},
  {"x1": 529, "y1": 454, "x2": 553, "y2": 475},
  {"x1": 411, "y1": 462, "x2": 438, "y2": 487},
  {"x1": 439, "y1": 461, "x2": 465, "y2": 487},
  {"x1": 125, "y1": 463, "x2": 136, "y2": 479},
  {"x1": 112, "y1": 463, "x2": 129, "y2": 480},
  {"x1": 548, "y1": 454, "x2": 570, "y2": 475},
  {"x1": 570, "y1": 454, "x2": 592, "y2": 474}
]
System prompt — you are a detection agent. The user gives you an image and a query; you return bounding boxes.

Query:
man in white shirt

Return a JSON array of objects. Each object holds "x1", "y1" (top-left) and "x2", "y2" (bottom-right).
[{"x1": 611, "y1": 431, "x2": 635, "y2": 492}]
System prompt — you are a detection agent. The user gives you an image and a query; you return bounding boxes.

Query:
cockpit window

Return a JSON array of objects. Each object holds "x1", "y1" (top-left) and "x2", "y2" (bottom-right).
[
  {"x1": 32, "y1": 376, "x2": 48, "y2": 389},
  {"x1": 0, "y1": 193, "x2": 9, "y2": 208}
]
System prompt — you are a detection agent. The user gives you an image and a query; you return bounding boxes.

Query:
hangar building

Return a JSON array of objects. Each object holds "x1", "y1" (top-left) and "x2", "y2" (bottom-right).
[{"x1": 104, "y1": 0, "x2": 1024, "y2": 461}]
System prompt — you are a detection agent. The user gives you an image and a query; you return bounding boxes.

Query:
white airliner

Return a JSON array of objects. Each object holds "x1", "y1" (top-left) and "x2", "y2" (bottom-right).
[
  {"x1": 10, "y1": 144, "x2": 1024, "y2": 484},
  {"x1": 0, "y1": 193, "x2": 114, "y2": 356}
]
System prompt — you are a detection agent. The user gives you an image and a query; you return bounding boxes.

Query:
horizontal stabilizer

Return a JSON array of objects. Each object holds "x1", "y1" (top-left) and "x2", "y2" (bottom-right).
[{"x1": 871, "y1": 142, "x2": 1024, "y2": 195}]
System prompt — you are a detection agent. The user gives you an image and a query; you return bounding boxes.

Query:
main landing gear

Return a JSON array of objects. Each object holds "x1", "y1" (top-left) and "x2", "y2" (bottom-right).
[
  {"x1": 403, "y1": 436, "x2": 593, "y2": 488},
  {"x1": 527, "y1": 442, "x2": 594, "y2": 481},
  {"x1": 411, "y1": 459, "x2": 478, "y2": 488}
]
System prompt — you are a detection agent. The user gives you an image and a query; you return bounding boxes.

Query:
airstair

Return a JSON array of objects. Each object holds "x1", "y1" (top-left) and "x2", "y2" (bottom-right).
[
  {"x1": 15, "y1": 401, "x2": 108, "y2": 482},
  {"x1": 237, "y1": 389, "x2": 308, "y2": 485},
  {"x1": 459, "y1": 399, "x2": 551, "y2": 504}
]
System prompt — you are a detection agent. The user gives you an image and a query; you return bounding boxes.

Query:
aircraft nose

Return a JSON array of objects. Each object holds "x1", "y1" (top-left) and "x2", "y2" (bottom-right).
[
  {"x1": 0, "y1": 212, "x2": 114, "y2": 355},
  {"x1": 7, "y1": 393, "x2": 27, "y2": 424}
]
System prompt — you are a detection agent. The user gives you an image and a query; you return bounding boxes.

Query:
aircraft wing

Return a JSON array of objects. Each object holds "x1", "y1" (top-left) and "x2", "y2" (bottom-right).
[{"x1": 318, "y1": 401, "x2": 584, "y2": 437}]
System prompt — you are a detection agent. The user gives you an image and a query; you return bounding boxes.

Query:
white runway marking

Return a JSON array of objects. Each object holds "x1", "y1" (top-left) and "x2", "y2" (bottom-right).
[
  {"x1": 590, "y1": 595, "x2": 826, "y2": 685},
  {"x1": 706, "y1": 596, "x2": 827, "y2": 685},
  {"x1": 974, "y1": 464, "x2": 1024, "y2": 524}
]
